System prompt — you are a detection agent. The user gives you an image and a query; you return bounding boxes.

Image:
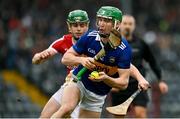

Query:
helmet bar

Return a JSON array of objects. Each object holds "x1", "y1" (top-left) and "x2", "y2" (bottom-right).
[{"x1": 97, "y1": 15, "x2": 113, "y2": 20}]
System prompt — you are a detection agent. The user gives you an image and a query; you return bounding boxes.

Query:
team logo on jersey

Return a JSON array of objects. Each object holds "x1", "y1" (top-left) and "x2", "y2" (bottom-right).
[
  {"x1": 109, "y1": 56, "x2": 115, "y2": 63},
  {"x1": 88, "y1": 48, "x2": 96, "y2": 54}
]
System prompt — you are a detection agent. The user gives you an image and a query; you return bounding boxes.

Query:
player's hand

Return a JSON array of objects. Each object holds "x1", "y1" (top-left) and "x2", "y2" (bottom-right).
[
  {"x1": 159, "y1": 81, "x2": 168, "y2": 94},
  {"x1": 88, "y1": 76, "x2": 102, "y2": 82},
  {"x1": 39, "y1": 49, "x2": 53, "y2": 59},
  {"x1": 32, "y1": 53, "x2": 42, "y2": 64},
  {"x1": 81, "y1": 57, "x2": 96, "y2": 70},
  {"x1": 88, "y1": 71, "x2": 108, "y2": 82},
  {"x1": 32, "y1": 49, "x2": 55, "y2": 64},
  {"x1": 138, "y1": 79, "x2": 150, "y2": 91}
]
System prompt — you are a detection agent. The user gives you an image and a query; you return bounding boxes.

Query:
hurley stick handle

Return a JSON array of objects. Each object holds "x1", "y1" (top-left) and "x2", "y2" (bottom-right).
[
  {"x1": 76, "y1": 67, "x2": 87, "y2": 80},
  {"x1": 76, "y1": 48, "x2": 105, "y2": 81}
]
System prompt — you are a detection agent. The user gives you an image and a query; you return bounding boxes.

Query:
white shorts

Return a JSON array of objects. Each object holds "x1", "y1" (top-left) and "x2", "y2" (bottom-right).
[
  {"x1": 76, "y1": 81, "x2": 107, "y2": 112},
  {"x1": 52, "y1": 83, "x2": 80, "y2": 118}
]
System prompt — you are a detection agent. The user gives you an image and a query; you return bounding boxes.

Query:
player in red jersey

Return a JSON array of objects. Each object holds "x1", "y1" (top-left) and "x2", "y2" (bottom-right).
[{"x1": 32, "y1": 10, "x2": 89, "y2": 118}]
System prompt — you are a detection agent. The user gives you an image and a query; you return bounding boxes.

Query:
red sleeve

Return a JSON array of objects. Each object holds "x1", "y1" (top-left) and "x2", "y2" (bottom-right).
[{"x1": 49, "y1": 34, "x2": 73, "y2": 54}]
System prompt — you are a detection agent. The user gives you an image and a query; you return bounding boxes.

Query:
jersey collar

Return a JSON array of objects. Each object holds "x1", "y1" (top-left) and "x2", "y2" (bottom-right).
[{"x1": 95, "y1": 33, "x2": 101, "y2": 41}]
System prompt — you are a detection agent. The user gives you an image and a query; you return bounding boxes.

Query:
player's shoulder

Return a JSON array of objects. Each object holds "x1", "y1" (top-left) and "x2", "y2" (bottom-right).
[
  {"x1": 80, "y1": 29, "x2": 99, "y2": 42},
  {"x1": 55, "y1": 34, "x2": 72, "y2": 42},
  {"x1": 63, "y1": 34, "x2": 73, "y2": 40},
  {"x1": 58, "y1": 34, "x2": 73, "y2": 43},
  {"x1": 118, "y1": 37, "x2": 131, "y2": 50},
  {"x1": 51, "y1": 34, "x2": 72, "y2": 46},
  {"x1": 87, "y1": 29, "x2": 99, "y2": 37},
  {"x1": 116, "y1": 38, "x2": 132, "y2": 59}
]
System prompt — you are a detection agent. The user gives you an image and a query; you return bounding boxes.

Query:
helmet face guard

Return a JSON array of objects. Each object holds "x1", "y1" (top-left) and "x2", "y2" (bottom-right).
[
  {"x1": 97, "y1": 6, "x2": 123, "y2": 49},
  {"x1": 67, "y1": 10, "x2": 89, "y2": 40},
  {"x1": 67, "y1": 10, "x2": 89, "y2": 23},
  {"x1": 96, "y1": 6, "x2": 122, "y2": 37}
]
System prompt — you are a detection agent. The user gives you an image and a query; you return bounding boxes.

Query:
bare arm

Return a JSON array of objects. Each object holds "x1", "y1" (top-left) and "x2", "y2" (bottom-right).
[
  {"x1": 103, "y1": 68, "x2": 130, "y2": 90},
  {"x1": 32, "y1": 48, "x2": 57, "y2": 64},
  {"x1": 130, "y1": 63, "x2": 150, "y2": 90},
  {"x1": 61, "y1": 47, "x2": 83, "y2": 66},
  {"x1": 130, "y1": 64, "x2": 145, "y2": 82},
  {"x1": 61, "y1": 47, "x2": 96, "y2": 69},
  {"x1": 91, "y1": 68, "x2": 130, "y2": 90},
  {"x1": 105, "y1": 63, "x2": 150, "y2": 92}
]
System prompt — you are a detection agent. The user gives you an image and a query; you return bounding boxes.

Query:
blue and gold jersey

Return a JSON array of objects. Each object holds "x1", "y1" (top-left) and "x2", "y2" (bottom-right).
[{"x1": 73, "y1": 30, "x2": 132, "y2": 95}]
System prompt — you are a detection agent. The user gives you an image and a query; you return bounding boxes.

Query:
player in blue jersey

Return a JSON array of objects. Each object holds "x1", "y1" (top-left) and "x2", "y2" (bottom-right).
[{"x1": 51, "y1": 6, "x2": 150, "y2": 118}]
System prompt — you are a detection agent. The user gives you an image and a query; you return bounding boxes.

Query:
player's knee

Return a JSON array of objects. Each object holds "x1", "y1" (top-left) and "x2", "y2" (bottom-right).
[
  {"x1": 135, "y1": 112, "x2": 147, "y2": 118},
  {"x1": 134, "y1": 107, "x2": 147, "y2": 118},
  {"x1": 40, "y1": 111, "x2": 48, "y2": 118},
  {"x1": 60, "y1": 104, "x2": 75, "y2": 114}
]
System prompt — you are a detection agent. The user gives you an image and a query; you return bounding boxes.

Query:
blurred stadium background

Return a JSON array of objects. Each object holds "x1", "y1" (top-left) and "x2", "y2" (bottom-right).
[{"x1": 0, "y1": 0, "x2": 180, "y2": 118}]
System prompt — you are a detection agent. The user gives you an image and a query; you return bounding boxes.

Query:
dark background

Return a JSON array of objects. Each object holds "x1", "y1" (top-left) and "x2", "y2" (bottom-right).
[{"x1": 0, "y1": 0, "x2": 180, "y2": 117}]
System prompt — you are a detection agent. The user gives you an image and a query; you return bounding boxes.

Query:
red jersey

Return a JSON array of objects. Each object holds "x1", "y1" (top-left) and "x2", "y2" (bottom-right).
[
  {"x1": 50, "y1": 34, "x2": 73, "y2": 54},
  {"x1": 49, "y1": 34, "x2": 73, "y2": 73}
]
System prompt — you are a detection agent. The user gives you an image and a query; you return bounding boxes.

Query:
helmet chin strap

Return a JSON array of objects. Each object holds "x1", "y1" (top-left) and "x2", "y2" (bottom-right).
[
  {"x1": 72, "y1": 35, "x2": 79, "y2": 44},
  {"x1": 73, "y1": 36, "x2": 79, "y2": 41},
  {"x1": 113, "y1": 20, "x2": 120, "y2": 31},
  {"x1": 99, "y1": 33, "x2": 110, "y2": 38}
]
